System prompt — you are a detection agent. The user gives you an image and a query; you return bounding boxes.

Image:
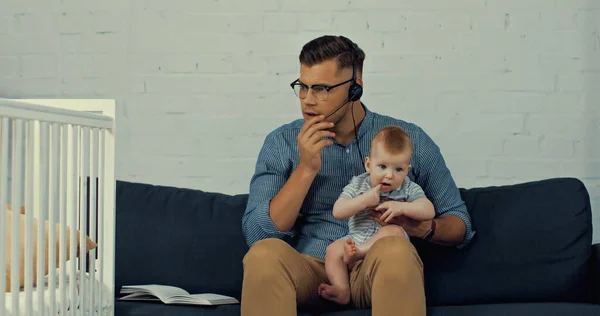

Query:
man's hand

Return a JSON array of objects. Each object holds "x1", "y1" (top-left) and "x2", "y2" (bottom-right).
[
  {"x1": 297, "y1": 115, "x2": 335, "y2": 174},
  {"x1": 375, "y1": 201, "x2": 406, "y2": 223},
  {"x1": 369, "y1": 210, "x2": 431, "y2": 238}
]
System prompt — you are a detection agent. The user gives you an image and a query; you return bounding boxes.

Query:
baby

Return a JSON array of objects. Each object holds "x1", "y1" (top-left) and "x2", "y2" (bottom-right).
[{"x1": 318, "y1": 126, "x2": 436, "y2": 305}]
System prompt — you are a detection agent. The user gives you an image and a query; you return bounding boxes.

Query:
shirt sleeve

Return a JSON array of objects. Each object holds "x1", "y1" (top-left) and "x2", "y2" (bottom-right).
[
  {"x1": 413, "y1": 128, "x2": 476, "y2": 249},
  {"x1": 242, "y1": 131, "x2": 295, "y2": 247},
  {"x1": 339, "y1": 175, "x2": 363, "y2": 199},
  {"x1": 404, "y1": 178, "x2": 426, "y2": 202}
]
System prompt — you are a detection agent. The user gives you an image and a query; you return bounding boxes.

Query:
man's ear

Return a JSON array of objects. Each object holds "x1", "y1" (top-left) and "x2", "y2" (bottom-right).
[{"x1": 364, "y1": 156, "x2": 371, "y2": 173}]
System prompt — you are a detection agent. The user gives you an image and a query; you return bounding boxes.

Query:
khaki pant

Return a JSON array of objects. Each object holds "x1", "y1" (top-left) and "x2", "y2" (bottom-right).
[{"x1": 241, "y1": 236, "x2": 426, "y2": 316}]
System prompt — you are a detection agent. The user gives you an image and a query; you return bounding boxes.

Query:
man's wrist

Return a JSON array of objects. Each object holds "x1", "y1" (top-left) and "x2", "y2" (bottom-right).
[
  {"x1": 295, "y1": 164, "x2": 318, "y2": 179},
  {"x1": 421, "y1": 219, "x2": 436, "y2": 240}
]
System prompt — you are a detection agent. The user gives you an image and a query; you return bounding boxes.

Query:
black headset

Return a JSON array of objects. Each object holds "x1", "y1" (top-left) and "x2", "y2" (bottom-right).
[{"x1": 348, "y1": 63, "x2": 363, "y2": 102}]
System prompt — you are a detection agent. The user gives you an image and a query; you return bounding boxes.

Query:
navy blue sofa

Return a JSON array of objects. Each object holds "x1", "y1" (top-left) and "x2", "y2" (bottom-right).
[{"x1": 113, "y1": 177, "x2": 600, "y2": 315}]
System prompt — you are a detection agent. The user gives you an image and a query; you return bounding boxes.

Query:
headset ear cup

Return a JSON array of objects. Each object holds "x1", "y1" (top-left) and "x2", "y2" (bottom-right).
[{"x1": 349, "y1": 83, "x2": 363, "y2": 102}]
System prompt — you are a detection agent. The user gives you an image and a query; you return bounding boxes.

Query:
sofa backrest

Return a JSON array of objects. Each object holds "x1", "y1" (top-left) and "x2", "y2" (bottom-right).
[
  {"x1": 114, "y1": 177, "x2": 595, "y2": 305},
  {"x1": 415, "y1": 177, "x2": 595, "y2": 306},
  {"x1": 114, "y1": 180, "x2": 249, "y2": 300}
]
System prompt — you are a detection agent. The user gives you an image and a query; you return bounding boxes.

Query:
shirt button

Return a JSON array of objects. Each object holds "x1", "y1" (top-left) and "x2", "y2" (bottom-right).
[{"x1": 346, "y1": 148, "x2": 350, "y2": 153}]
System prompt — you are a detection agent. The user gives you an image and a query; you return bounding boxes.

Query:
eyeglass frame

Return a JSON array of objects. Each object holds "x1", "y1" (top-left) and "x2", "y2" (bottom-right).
[{"x1": 289, "y1": 78, "x2": 353, "y2": 101}]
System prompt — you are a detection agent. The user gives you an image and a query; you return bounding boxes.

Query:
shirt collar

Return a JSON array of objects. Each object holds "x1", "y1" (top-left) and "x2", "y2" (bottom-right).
[{"x1": 356, "y1": 102, "x2": 374, "y2": 140}]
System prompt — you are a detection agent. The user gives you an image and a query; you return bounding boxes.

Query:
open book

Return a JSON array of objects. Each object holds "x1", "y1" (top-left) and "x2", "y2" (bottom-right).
[{"x1": 119, "y1": 284, "x2": 239, "y2": 305}]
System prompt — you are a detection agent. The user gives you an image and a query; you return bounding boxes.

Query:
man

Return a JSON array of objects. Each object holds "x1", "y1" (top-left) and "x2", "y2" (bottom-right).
[{"x1": 240, "y1": 35, "x2": 475, "y2": 316}]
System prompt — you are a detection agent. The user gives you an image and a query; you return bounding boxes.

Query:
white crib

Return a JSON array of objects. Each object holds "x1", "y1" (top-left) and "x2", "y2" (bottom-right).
[{"x1": 1, "y1": 98, "x2": 116, "y2": 316}]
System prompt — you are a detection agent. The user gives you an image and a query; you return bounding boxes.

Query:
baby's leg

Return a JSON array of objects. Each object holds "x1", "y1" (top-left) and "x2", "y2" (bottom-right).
[
  {"x1": 318, "y1": 238, "x2": 352, "y2": 305},
  {"x1": 343, "y1": 225, "x2": 407, "y2": 267}
]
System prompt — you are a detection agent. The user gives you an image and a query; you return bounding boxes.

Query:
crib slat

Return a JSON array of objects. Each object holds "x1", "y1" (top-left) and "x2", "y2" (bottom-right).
[
  {"x1": 60, "y1": 124, "x2": 68, "y2": 316},
  {"x1": 98, "y1": 130, "x2": 105, "y2": 315},
  {"x1": 68, "y1": 125, "x2": 79, "y2": 315},
  {"x1": 24, "y1": 120, "x2": 34, "y2": 315},
  {"x1": 49, "y1": 122, "x2": 60, "y2": 316},
  {"x1": 38, "y1": 121, "x2": 49, "y2": 316},
  {"x1": 78, "y1": 126, "x2": 90, "y2": 316},
  {"x1": 89, "y1": 128, "x2": 98, "y2": 315},
  {"x1": 11, "y1": 119, "x2": 24, "y2": 316},
  {"x1": 0, "y1": 117, "x2": 9, "y2": 315}
]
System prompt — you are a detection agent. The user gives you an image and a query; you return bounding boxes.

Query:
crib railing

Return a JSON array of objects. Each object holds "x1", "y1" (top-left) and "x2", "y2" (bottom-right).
[{"x1": 1, "y1": 99, "x2": 116, "y2": 316}]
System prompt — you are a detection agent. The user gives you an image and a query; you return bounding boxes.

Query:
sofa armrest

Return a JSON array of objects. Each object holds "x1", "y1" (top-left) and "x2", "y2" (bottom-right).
[{"x1": 593, "y1": 243, "x2": 600, "y2": 304}]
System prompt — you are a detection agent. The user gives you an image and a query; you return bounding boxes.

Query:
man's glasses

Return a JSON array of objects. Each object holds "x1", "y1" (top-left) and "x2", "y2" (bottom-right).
[{"x1": 290, "y1": 78, "x2": 352, "y2": 101}]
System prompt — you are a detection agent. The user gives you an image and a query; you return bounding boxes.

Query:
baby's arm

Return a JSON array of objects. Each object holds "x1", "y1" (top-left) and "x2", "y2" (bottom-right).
[
  {"x1": 333, "y1": 188, "x2": 379, "y2": 220},
  {"x1": 396, "y1": 197, "x2": 435, "y2": 221},
  {"x1": 333, "y1": 176, "x2": 381, "y2": 220},
  {"x1": 402, "y1": 179, "x2": 435, "y2": 220}
]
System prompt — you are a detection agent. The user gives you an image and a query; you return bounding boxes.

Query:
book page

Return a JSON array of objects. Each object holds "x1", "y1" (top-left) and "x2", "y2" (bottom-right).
[{"x1": 122, "y1": 285, "x2": 190, "y2": 303}]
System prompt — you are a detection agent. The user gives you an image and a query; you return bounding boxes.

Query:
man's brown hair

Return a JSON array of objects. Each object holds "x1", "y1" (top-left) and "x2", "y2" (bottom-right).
[
  {"x1": 371, "y1": 126, "x2": 413, "y2": 155},
  {"x1": 299, "y1": 35, "x2": 365, "y2": 75}
]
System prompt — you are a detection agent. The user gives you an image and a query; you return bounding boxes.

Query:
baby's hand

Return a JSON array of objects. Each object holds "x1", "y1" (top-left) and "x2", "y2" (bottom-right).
[
  {"x1": 362, "y1": 184, "x2": 382, "y2": 208},
  {"x1": 375, "y1": 201, "x2": 406, "y2": 223}
]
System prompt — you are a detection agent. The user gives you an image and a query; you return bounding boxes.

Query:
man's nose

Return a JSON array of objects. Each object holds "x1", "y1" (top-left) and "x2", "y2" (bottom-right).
[{"x1": 303, "y1": 89, "x2": 318, "y2": 105}]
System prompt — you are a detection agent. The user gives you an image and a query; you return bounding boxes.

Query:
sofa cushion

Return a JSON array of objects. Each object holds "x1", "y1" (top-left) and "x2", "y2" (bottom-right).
[
  {"x1": 115, "y1": 301, "x2": 315, "y2": 316},
  {"x1": 114, "y1": 181, "x2": 249, "y2": 300},
  {"x1": 413, "y1": 177, "x2": 594, "y2": 306}
]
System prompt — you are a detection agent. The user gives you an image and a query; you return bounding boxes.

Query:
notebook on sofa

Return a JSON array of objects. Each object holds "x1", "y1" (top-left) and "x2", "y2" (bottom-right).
[{"x1": 119, "y1": 284, "x2": 239, "y2": 305}]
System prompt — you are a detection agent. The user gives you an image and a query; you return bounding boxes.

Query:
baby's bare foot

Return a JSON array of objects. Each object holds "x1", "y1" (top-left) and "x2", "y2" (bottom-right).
[
  {"x1": 343, "y1": 238, "x2": 358, "y2": 266},
  {"x1": 318, "y1": 283, "x2": 351, "y2": 305}
]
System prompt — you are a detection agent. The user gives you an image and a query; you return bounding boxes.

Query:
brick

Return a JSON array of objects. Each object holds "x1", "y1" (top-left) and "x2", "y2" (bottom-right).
[
  {"x1": 562, "y1": 160, "x2": 600, "y2": 178},
  {"x1": 436, "y1": 92, "x2": 478, "y2": 114},
  {"x1": 382, "y1": 31, "x2": 459, "y2": 54},
  {"x1": 528, "y1": 114, "x2": 590, "y2": 140},
  {"x1": 281, "y1": 0, "x2": 350, "y2": 11},
  {"x1": 503, "y1": 136, "x2": 539, "y2": 158},
  {"x1": 19, "y1": 54, "x2": 56, "y2": 78},
  {"x1": 434, "y1": 12, "x2": 471, "y2": 31},
  {"x1": 435, "y1": 134, "x2": 504, "y2": 157},
  {"x1": 264, "y1": 55, "x2": 299, "y2": 75},
  {"x1": 131, "y1": 54, "x2": 164, "y2": 74},
  {"x1": 8, "y1": 77, "x2": 60, "y2": 96},
  {"x1": 367, "y1": 13, "x2": 407, "y2": 32},
  {"x1": 486, "y1": 70, "x2": 556, "y2": 92},
  {"x1": 575, "y1": 139, "x2": 600, "y2": 158},
  {"x1": 164, "y1": 54, "x2": 203, "y2": 74},
  {"x1": 145, "y1": 75, "x2": 280, "y2": 94},
  {"x1": 576, "y1": 9, "x2": 600, "y2": 31},
  {"x1": 93, "y1": 53, "x2": 126, "y2": 77},
  {"x1": 58, "y1": 53, "x2": 95, "y2": 77},
  {"x1": 264, "y1": 14, "x2": 298, "y2": 33},
  {"x1": 539, "y1": 136, "x2": 575, "y2": 158},
  {"x1": 331, "y1": 13, "x2": 369, "y2": 33},
  {"x1": 0, "y1": 56, "x2": 17, "y2": 76},
  {"x1": 557, "y1": 71, "x2": 584, "y2": 92},
  {"x1": 229, "y1": 0, "x2": 280, "y2": 12},
  {"x1": 61, "y1": 33, "x2": 123, "y2": 53},
  {"x1": 59, "y1": 11, "x2": 91, "y2": 34},
  {"x1": 10, "y1": 12, "x2": 56, "y2": 34},
  {"x1": 444, "y1": 158, "x2": 488, "y2": 177},
  {"x1": 543, "y1": 93, "x2": 585, "y2": 113},
  {"x1": 476, "y1": 92, "x2": 544, "y2": 114},
  {"x1": 92, "y1": 10, "x2": 127, "y2": 33},
  {"x1": 60, "y1": 77, "x2": 112, "y2": 96},
  {"x1": 454, "y1": 113, "x2": 524, "y2": 135},
  {"x1": 298, "y1": 13, "x2": 333, "y2": 31},
  {"x1": 490, "y1": 159, "x2": 563, "y2": 178},
  {"x1": 231, "y1": 55, "x2": 266, "y2": 74}
]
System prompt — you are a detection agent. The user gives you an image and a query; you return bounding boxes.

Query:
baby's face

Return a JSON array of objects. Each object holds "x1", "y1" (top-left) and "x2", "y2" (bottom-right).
[{"x1": 365, "y1": 142, "x2": 411, "y2": 193}]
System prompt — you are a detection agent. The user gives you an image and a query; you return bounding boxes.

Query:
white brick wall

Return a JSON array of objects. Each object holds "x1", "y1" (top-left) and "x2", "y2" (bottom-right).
[{"x1": 1, "y1": 0, "x2": 599, "y2": 242}]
